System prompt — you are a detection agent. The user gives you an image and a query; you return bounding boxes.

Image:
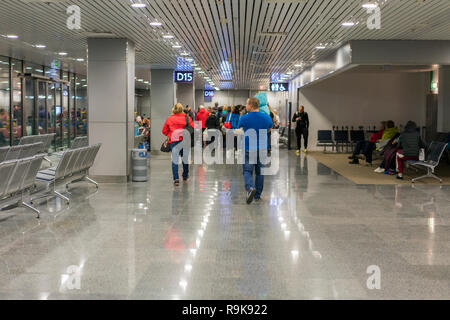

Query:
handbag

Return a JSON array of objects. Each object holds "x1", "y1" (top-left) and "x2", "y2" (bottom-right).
[
  {"x1": 160, "y1": 138, "x2": 171, "y2": 153},
  {"x1": 223, "y1": 114, "x2": 232, "y2": 129},
  {"x1": 185, "y1": 116, "x2": 194, "y2": 135}
]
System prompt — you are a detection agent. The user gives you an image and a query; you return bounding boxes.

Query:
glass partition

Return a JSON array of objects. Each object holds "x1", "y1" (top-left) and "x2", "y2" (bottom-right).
[
  {"x1": 11, "y1": 60, "x2": 22, "y2": 144},
  {"x1": 0, "y1": 57, "x2": 10, "y2": 147}
]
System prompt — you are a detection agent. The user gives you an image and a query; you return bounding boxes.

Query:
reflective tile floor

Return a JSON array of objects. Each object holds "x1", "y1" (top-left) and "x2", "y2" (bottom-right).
[{"x1": 1, "y1": 151, "x2": 450, "y2": 300}]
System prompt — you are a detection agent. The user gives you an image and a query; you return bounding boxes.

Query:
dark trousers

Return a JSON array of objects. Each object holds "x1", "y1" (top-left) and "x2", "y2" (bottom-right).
[
  {"x1": 170, "y1": 140, "x2": 189, "y2": 181},
  {"x1": 352, "y1": 141, "x2": 376, "y2": 163},
  {"x1": 296, "y1": 127, "x2": 308, "y2": 150}
]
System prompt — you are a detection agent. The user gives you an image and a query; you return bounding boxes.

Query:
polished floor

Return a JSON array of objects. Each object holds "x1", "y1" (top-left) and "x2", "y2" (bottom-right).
[{"x1": 1, "y1": 150, "x2": 450, "y2": 300}]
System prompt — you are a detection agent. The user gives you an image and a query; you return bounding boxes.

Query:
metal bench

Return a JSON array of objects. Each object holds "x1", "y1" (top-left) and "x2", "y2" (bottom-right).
[
  {"x1": 53, "y1": 136, "x2": 89, "y2": 158},
  {"x1": 0, "y1": 146, "x2": 9, "y2": 163},
  {"x1": 408, "y1": 141, "x2": 448, "y2": 183},
  {"x1": 32, "y1": 144, "x2": 102, "y2": 206},
  {"x1": 0, "y1": 155, "x2": 45, "y2": 218}
]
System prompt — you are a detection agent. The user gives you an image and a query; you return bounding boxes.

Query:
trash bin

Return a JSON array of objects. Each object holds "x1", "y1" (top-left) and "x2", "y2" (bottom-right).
[{"x1": 131, "y1": 147, "x2": 148, "y2": 182}]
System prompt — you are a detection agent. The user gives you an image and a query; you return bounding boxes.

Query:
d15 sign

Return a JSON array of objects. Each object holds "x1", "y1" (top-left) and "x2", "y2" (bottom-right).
[
  {"x1": 270, "y1": 83, "x2": 289, "y2": 92},
  {"x1": 205, "y1": 90, "x2": 215, "y2": 97},
  {"x1": 175, "y1": 71, "x2": 193, "y2": 83}
]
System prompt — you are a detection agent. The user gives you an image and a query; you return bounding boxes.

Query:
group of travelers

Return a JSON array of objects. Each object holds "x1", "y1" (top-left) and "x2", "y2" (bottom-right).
[
  {"x1": 135, "y1": 114, "x2": 151, "y2": 150},
  {"x1": 349, "y1": 120, "x2": 426, "y2": 180},
  {"x1": 162, "y1": 92, "x2": 278, "y2": 204}
]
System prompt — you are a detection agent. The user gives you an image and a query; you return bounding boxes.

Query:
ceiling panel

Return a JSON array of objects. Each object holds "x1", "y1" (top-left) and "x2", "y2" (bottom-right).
[{"x1": 0, "y1": 0, "x2": 449, "y2": 89}]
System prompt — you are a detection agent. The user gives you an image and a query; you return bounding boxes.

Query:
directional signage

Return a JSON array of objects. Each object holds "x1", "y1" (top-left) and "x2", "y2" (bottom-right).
[
  {"x1": 175, "y1": 71, "x2": 193, "y2": 83},
  {"x1": 270, "y1": 83, "x2": 289, "y2": 92}
]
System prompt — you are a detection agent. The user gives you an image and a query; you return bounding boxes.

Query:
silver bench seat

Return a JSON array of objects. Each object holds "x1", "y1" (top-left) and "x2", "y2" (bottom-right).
[
  {"x1": 32, "y1": 144, "x2": 101, "y2": 206},
  {"x1": 0, "y1": 155, "x2": 45, "y2": 218}
]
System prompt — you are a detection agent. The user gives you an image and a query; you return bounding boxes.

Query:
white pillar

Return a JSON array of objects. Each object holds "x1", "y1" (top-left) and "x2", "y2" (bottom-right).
[
  {"x1": 150, "y1": 69, "x2": 175, "y2": 151},
  {"x1": 87, "y1": 38, "x2": 135, "y2": 182},
  {"x1": 176, "y1": 82, "x2": 195, "y2": 110}
]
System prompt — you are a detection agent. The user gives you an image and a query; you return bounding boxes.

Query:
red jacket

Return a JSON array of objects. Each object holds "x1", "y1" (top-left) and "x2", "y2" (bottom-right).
[
  {"x1": 162, "y1": 113, "x2": 195, "y2": 143},
  {"x1": 195, "y1": 109, "x2": 210, "y2": 129},
  {"x1": 370, "y1": 129, "x2": 384, "y2": 143}
]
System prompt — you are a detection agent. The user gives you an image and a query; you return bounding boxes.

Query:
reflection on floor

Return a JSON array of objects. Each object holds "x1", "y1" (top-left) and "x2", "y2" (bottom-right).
[{"x1": 0, "y1": 151, "x2": 450, "y2": 299}]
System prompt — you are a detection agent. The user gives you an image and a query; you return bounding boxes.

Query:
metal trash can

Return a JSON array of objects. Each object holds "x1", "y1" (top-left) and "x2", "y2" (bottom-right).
[{"x1": 131, "y1": 147, "x2": 148, "y2": 182}]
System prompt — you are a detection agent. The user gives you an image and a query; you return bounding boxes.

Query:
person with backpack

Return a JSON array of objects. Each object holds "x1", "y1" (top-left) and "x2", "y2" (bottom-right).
[{"x1": 162, "y1": 103, "x2": 195, "y2": 186}]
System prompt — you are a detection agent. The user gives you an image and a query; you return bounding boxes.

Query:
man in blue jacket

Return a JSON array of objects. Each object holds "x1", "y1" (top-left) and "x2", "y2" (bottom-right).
[{"x1": 238, "y1": 97, "x2": 273, "y2": 204}]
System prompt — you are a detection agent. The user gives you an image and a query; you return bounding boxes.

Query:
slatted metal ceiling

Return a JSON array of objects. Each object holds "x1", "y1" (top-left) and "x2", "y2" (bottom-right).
[{"x1": 0, "y1": 0, "x2": 449, "y2": 90}]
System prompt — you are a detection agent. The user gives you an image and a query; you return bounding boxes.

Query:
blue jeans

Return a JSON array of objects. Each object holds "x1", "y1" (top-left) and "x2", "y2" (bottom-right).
[
  {"x1": 243, "y1": 150, "x2": 264, "y2": 198},
  {"x1": 170, "y1": 140, "x2": 189, "y2": 181}
]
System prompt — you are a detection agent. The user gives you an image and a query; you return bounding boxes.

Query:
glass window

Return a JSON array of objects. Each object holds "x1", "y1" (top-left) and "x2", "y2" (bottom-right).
[
  {"x1": 0, "y1": 57, "x2": 10, "y2": 147},
  {"x1": 24, "y1": 62, "x2": 44, "y2": 76},
  {"x1": 69, "y1": 73, "x2": 76, "y2": 144},
  {"x1": 76, "y1": 75, "x2": 88, "y2": 136},
  {"x1": 11, "y1": 59, "x2": 23, "y2": 145},
  {"x1": 62, "y1": 71, "x2": 69, "y2": 149}
]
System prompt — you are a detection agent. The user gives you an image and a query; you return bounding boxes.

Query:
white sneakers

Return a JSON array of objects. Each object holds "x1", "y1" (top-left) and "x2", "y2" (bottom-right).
[{"x1": 374, "y1": 167, "x2": 384, "y2": 173}]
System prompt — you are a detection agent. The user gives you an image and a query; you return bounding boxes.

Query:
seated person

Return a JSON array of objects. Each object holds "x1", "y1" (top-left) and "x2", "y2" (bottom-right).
[
  {"x1": 395, "y1": 121, "x2": 426, "y2": 180},
  {"x1": 376, "y1": 120, "x2": 399, "y2": 152},
  {"x1": 349, "y1": 121, "x2": 386, "y2": 165}
]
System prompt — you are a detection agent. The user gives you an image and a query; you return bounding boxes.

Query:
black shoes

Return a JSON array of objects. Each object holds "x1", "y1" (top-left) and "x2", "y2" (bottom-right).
[
  {"x1": 348, "y1": 155, "x2": 356, "y2": 160},
  {"x1": 349, "y1": 158, "x2": 359, "y2": 164},
  {"x1": 183, "y1": 176, "x2": 189, "y2": 182},
  {"x1": 174, "y1": 180, "x2": 180, "y2": 186},
  {"x1": 246, "y1": 188, "x2": 256, "y2": 204}
]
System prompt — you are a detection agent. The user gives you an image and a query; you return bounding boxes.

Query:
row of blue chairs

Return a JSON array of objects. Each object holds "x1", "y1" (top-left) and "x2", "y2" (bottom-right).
[{"x1": 317, "y1": 128, "x2": 371, "y2": 153}]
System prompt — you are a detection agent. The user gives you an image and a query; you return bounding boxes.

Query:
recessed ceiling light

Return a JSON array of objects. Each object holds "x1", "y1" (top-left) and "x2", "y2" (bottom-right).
[
  {"x1": 315, "y1": 45, "x2": 326, "y2": 49},
  {"x1": 362, "y1": 3, "x2": 378, "y2": 9},
  {"x1": 180, "y1": 52, "x2": 189, "y2": 56},
  {"x1": 294, "y1": 64, "x2": 303, "y2": 68},
  {"x1": 7, "y1": 35, "x2": 19, "y2": 39},
  {"x1": 59, "y1": 52, "x2": 68, "y2": 56},
  {"x1": 163, "y1": 35, "x2": 174, "y2": 39},
  {"x1": 198, "y1": 71, "x2": 205, "y2": 74},
  {"x1": 138, "y1": 79, "x2": 144, "y2": 82},
  {"x1": 131, "y1": 3, "x2": 146, "y2": 8},
  {"x1": 342, "y1": 22, "x2": 355, "y2": 27},
  {"x1": 185, "y1": 58, "x2": 194, "y2": 62},
  {"x1": 286, "y1": 72, "x2": 292, "y2": 75},
  {"x1": 76, "y1": 58, "x2": 85, "y2": 62},
  {"x1": 172, "y1": 45, "x2": 182, "y2": 48},
  {"x1": 35, "y1": 44, "x2": 46, "y2": 48},
  {"x1": 149, "y1": 21, "x2": 162, "y2": 26},
  {"x1": 195, "y1": 67, "x2": 201, "y2": 71}
]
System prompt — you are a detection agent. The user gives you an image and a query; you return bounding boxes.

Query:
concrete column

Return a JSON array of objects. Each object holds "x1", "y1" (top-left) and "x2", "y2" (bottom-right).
[
  {"x1": 150, "y1": 69, "x2": 175, "y2": 151},
  {"x1": 195, "y1": 89, "x2": 205, "y2": 108},
  {"x1": 87, "y1": 38, "x2": 135, "y2": 182},
  {"x1": 176, "y1": 82, "x2": 195, "y2": 110},
  {"x1": 438, "y1": 66, "x2": 450, "y2": 132}
]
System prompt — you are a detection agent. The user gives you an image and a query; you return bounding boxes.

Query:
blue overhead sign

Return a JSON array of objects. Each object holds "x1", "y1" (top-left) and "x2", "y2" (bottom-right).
[
  {"x1": 175, "y1": 71, "x2": 193, "y2": 83},
  {"x1": 204, "y1": 90, "x2": 215, "y2": 97},
  {"x1": 270, "y1": 83, "x2": 289, "y2": 92}
]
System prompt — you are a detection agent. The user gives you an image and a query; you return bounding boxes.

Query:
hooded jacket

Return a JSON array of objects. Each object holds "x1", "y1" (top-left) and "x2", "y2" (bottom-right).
[
  {"x1": 381, "y1": 127, "x2": 399, "y2": 141},
  {"x1": 254, "y1": 92, "x2": 270, "y2": 116},
  {"x1": 162, "y1": 113, "x2": 195, "y2": 143},
  {"x1": 195, "y1": 108, "x2": 210, "y2": 129}
]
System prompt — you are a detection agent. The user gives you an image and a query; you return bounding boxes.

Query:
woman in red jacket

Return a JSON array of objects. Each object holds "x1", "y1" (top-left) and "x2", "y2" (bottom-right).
[{"x1": 162, "y1": 103, "x2": 195, "y2": 186}]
